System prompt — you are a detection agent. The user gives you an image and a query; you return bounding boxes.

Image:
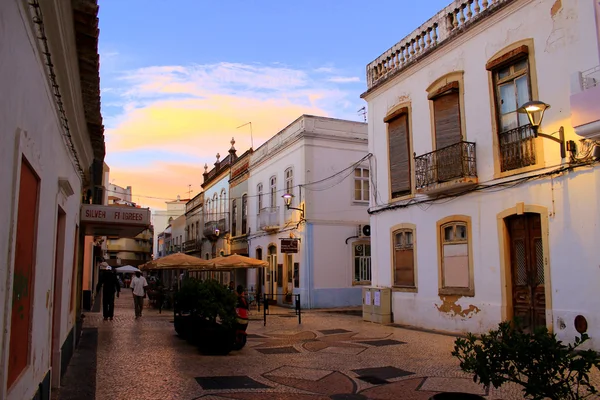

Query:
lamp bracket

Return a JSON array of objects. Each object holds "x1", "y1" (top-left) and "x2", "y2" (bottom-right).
[{"x1": 536, "y1": 126, "x2": 566, "y2": 159}]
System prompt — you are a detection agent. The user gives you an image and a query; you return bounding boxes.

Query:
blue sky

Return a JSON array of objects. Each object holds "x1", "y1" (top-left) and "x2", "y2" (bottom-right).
[{"x1": 98, "y1": 0, "x2": 451, "y2": 208}]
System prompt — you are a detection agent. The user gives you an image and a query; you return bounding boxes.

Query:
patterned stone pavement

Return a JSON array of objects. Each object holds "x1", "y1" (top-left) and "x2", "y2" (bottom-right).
[{"x1": 55, "y1": 295, "x2": 537, "y2": 400}]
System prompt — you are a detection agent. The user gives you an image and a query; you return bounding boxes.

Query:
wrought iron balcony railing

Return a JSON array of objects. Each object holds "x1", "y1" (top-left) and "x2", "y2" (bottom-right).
[
  {"x1": 499, "y1": 125, "x2": 536, "y2": 172},
  {"x1": 203, "y1": 220, "x2": 218, "y2": 237},
  {"x1": 415, "y1": 141, "x2": 477, "y2": 190},
  {"x1": 183, "y1": 239, "x2": 202, "y2": 253},
  {"x1": 258, "y1": 207, "x2": 280, "y2": 231}
]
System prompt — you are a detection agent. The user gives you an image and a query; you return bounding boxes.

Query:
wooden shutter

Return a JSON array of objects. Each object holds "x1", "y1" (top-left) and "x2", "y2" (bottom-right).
[
  {"x1": 394, "y1": 248, "x2": 414, "y2": 286},
  {"x1": 433, "y1": 91, "x2": 461, "y2": 150},
  {"x1": 388, "y1": 114, "x2": 411, "y2": 198}
]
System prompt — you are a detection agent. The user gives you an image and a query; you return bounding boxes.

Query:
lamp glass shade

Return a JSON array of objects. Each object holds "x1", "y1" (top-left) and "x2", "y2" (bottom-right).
[
  {"x1": 282, "y1": 193, "x2": 294, "y2": 207},
  {"x1": 517, "y1": 100, "x2": 550, "y2": 130}
]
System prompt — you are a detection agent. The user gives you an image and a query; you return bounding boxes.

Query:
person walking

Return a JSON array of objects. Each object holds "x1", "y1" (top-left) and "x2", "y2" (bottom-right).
[
  {"x1": 130, "y1": 271, "x2": 148, "y2": 319},
  {"x1": 96, "y1": 266, "x2": 120, "y2": 321}
]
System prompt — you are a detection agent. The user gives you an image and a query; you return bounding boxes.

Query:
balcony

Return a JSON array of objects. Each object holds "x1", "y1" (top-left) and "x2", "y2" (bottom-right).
[
  {"x1": 203, "y1": 220, "x2": 218, "y2": 238},
  {"x1": 364, "y1": 0, "x2": 513, "y2": 92},
  {"x1": 183, "y1": 239, "x2": 202, "y2": 253},
  {"x1": 415, "y1": 141, "x2": 477, "y2": 195},
  {"x1": 499, "y1": 125, "x2": 536, "y2": 172},
  {"x1": 258, "y1": 207, "x2": 280, "y2": 231},
  {"x1": 571, "y1": 66, "x2": 600, "y2": 139}
]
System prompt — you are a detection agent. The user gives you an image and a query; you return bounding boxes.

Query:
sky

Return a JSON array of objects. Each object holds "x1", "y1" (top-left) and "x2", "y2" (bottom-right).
[{"x1": 98, "y1": 0, "x2": 451, "y2": 209}]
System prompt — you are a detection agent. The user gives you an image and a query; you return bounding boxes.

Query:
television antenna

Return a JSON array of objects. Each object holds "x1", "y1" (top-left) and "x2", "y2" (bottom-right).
[{"x1": 357, "y1": 106, "x2": 367, "y2": 122}]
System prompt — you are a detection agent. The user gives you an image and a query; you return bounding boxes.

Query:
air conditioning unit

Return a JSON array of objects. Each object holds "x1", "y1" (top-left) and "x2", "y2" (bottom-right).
[{"x1": 358, "y1": 224, "x2": 371, "y2": 238}]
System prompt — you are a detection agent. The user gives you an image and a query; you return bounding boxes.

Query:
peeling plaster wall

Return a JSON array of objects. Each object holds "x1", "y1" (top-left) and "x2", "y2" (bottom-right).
[
  {"x1": 0, "y1": 0, "x2": 85, "y2": 398},
  {"x1": 365, "y1": 0, "x2": 600, "y2": 348}
]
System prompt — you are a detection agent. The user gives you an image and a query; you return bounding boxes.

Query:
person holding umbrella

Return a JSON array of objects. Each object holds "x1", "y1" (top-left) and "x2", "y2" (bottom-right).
[{"x1": 96, "y1": 266, "x2": 120, "y2": 321}]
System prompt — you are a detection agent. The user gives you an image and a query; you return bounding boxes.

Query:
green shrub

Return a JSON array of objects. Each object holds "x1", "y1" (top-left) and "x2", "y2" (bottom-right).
[
  {"x1": 452, "y1": 321, "x2": 600, "y2": 400},
  {"x1": 175, "y1": 278, "x2": 237, "y2": 329}
]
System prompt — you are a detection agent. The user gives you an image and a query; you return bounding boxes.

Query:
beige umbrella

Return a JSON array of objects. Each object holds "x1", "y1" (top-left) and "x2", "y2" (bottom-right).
[
  {"x1": 140, "y1": 253, "x2": 214, "y2": 271},
  {"x1": 189, "y1": 254, "x2": 268, "y2": 271}
]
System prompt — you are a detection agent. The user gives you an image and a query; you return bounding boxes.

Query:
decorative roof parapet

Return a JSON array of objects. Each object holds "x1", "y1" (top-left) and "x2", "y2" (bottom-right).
[{"x1": 363, "y1": 0, "x2": 514, "y2": 94}]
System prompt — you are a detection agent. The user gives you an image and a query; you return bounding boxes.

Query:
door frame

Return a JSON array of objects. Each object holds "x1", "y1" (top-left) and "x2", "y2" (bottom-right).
[
  {"x1": 497, "y1": 203, "x2": 553, "y2": 332},
  {"x1": 51, "y1": 207, "x2": 67, "y2": 388}
]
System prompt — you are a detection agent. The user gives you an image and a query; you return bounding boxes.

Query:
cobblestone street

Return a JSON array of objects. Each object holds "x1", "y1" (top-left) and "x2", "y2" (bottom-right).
[{"x1": 55, "y1": 294, "x2": 528, "y2": 400}]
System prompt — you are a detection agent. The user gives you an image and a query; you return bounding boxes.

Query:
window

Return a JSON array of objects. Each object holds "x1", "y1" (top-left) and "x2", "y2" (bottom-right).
[
  {"x1": 393, "y1": 228, "x2": 415, "y2": 288},
  {"x1": 231, "y1": 199, "x2": 237, "y2": 237},
  {"x1": 241, "y1": 194, "x2": 247, "y2": 234},
  {"x1": 220, "y1": 189, "x2": 227, "y2": 217},
  {"x1": 353, "y1": 242, "x2": 371, "y2": 284},
  {"x1": 430, "y1": 82, "x2": 462, "y2": 149},
  {"x1": 257, "y1": 183, "x2": 263, "y2": 212},
  {"x1": 212, "y1": 193, "x2": 218, "y2": 221},
  {"x1": 205, "y1": 200, "x2": 210, "y2": 221},
  {"x1": 354, "y1": 167, "x2": 370, "y2": 202},
  {"x1": 269, "y1": 176, "x2": 277, "y2": 208},
  {"x1": 438, "y1": 217, "x2": 473, "y2": 296},
  {"x1": 488, "y1": 46, "x2": 535, "y2": 172},
  {"x1": 285, "y1": 168, "x2": 294, "y2": 205},
  {"x1": 385, "y1": 109, "x2": 411, "y2": 199}
]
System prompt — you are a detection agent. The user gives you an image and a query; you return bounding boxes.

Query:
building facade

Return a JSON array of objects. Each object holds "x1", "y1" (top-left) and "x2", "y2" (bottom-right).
[
  {"x1": 363, "y1": 0, "x2": 600, "y2": 348},
  {"x1": 201, "y1": 139, "x2": 238, "y2": 259},
  {"x1": 247, "y1": 115, "x2": 369, "y2": 308},
  {"x1": 152, "y1": 196, "x2": 188, "y2": 259},
  {"x1": 184, "y1": 192, "x2": 204, "y2": 256},
  {"x1": 0, "y1": 0, "x2": 105, "y2": 398}
]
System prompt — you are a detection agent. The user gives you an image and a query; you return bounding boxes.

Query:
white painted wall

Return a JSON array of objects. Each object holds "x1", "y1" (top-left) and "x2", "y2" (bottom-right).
[
  {"x1": 0, "y1": 0, "x2": 94, "y2": 397},
  {"x1": 152, "y1": 199, "x2": 186, "y2": 259},
  {"x1": 365, "y1": 0, "x2": 600, "y2": 348},
  {"x1": 248, "y1": 115, "x2": 369, "y2": 308}
]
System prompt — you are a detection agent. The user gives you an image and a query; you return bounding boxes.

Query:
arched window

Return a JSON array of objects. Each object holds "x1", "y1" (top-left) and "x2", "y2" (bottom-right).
[
  {"x1": 285, "y1": 168, "x2": 294, "y2": 205},
  {"x1": 220, "y1": 189, "x2": 227, "y2": 216},
  {"x1": 231, "y1": 199, "x2": 237, "y2": 236},
  {"x1": 212, "y1": 193, "x2": 218, "y2": 221},
  {"x1": 241, "y1": 194, "x2": 248, "y2": 234},
  {"x1": 438, "y1": 216, "x2": 473, "y2": 296},
  {"x1": 257, "y1": 183, "x2": 263, "y2": 212},
  {"x1": 269, "y1": 176, "x2": 277, "y2": 208}
]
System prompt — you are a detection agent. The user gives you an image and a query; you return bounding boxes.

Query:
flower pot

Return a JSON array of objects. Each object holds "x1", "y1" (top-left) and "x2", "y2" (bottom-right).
[
  {"x1": 429, "y1": 393, "x2": 485, "y2": 400},
  {"x1": 173, "y1": 310, "x2": 192, "y2": 339},
  {"x1": 192, "y1": 319, "x2": 235, "y2": 355}
]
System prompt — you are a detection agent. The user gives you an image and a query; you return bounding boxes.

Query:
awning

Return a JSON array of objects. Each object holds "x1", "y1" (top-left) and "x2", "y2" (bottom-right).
[{"x1": 80, "y1": 204, "x2": 151, "y2": 237}]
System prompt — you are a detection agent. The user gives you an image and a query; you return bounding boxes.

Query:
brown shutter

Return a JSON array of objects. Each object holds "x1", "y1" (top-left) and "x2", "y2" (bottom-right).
[
  {"x1": 394, "y1": 248, "x2": 414, "y2": 286},
  {"x1": 433, "y1": 91, "x2": 461, "y2": 150},
  {"x1": 388, "y1": 114, "x2": 411, "y2": 198}
]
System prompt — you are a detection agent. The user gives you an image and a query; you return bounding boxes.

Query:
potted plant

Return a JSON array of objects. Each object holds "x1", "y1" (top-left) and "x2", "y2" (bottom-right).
[
  {"x1": 173, "y1": 277, "x2": 202, "y2": 339},
  {"x1": 450, "y1": 321, "x2": 600, "y2": 400}
]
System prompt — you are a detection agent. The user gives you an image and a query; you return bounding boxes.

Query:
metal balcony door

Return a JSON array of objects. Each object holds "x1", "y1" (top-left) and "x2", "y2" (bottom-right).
[{"x1": 506, "y1": 213, "x2": 546, "y2": 332}]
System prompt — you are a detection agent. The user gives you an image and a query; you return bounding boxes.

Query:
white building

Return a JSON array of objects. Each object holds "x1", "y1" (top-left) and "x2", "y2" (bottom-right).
[
  {"x1": 0, "y1": 0, "x2": 104, "y2": 397},
  {"x1": 152, "y1": 196, "x2": 188, "y2": 259},
  {"x1": 201, "y1": 139, "x2": 238, "y2": 260},
  {"x1": 183, "y1": 192, "x2": 204, "y2": 256},
  {"x1": 247, "y1": 115, "x2": 369, "y2": 309},
  {"x1": 362, "y1": 0, "x2": 600, "y2": 348}
]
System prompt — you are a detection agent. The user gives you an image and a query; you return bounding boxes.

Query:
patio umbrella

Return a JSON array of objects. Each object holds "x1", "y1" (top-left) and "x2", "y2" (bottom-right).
[
  {"x1": 212, "y1": 254, "x2": 268, "y2": 269},
  {"x1": 139, "y1": 253, "x2": 214, "y2": 271},
  {"x1": 115, "y1": 265, "x2": 140, "y2": 273}
]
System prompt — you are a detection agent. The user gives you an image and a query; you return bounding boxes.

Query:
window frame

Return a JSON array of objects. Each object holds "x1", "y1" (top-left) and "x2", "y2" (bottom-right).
[
  {"x1": 436, "y1": 215, "x2": 474, "y2": 297},
  {"x1": 241, "y1": 194, "x2": 248, "y2": 235},
  {"x1": 231, "y1": 199, "x2": 237, "y2": 237},
  {"x1": 353, "y1": 167, "x2": 370, "y2": 203},
  {"x1": 486, "y1": 40, "x2": 544, "y2": 178},
  {"x1": 285, "y1": 167, "x2": 294, "y2": 205},
  {"x1": 384, "y1": 104, "x2": 414, "y2": 202},
  {"x1": 352, "y1": 240, "x2": 371, "y2": 285},
  {"x1": 257, "y1": 183, "x2": 263, "y2": 212},
  {"x1": 390, "y1": 223, "x2": 417, "y2": 291},
  {"x1": 269, "y1": 175, "x2": 277, "y2": 208}
]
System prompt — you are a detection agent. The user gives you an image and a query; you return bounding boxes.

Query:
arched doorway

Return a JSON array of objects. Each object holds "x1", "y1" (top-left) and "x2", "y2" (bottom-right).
[
  {"x1": 266, "y1": 245, "x2": 277, "y2": 299},
  {"x1": 498, "y1": 205, "x2": 552, "y2": 333}
]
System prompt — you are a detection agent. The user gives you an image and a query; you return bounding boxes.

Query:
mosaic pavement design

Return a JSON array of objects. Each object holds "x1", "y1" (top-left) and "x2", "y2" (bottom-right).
[
  {"x1": 195, "y1": 365, "x2": 442, "y2": 399},
  {"x1": 250, "y1": 329, "x2": 404, "y2": 355}
]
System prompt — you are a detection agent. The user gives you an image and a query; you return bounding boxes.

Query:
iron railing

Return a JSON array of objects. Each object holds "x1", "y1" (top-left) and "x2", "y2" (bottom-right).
[
  {"x1": 499, "y1": 125, "x2": 536, "y2": 172},
  {"x1": 183, "y1": 239, "x2": 202, "y2": 253},
  {"x1": 415, "y1": 141, "x2": 477, "y2": 189},
  {"x1": 258, "y1": 207, "x2": 280, "y2": 230}
]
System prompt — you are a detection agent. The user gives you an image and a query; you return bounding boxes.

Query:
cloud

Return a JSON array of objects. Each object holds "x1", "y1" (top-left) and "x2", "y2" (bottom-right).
[
  {"x1": 101, "y1": 61, "x2": 365, "y2": 209},
  {"x1": 327, "y1": 76, "x2": 360, "y2": 83}
]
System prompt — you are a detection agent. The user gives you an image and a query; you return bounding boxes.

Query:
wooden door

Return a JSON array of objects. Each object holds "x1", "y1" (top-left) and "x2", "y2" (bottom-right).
[
  {"x1": 506, "y1": 213, "x2": 546, "y2": 332},
  {"x1": 8, "y1": 159, "x2": 40, "y2": 388}
]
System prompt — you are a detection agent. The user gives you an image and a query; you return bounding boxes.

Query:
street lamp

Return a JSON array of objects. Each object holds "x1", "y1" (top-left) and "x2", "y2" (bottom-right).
[
  {"x1": 214, "y1": 227, "x2": 220, "y2": 237},
  {"x1": 282, "y1": 193, "x2": 304, "y2": 219},
  {"x1": 517, "y1": 100, "x2": 565, "y2": 159}
]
